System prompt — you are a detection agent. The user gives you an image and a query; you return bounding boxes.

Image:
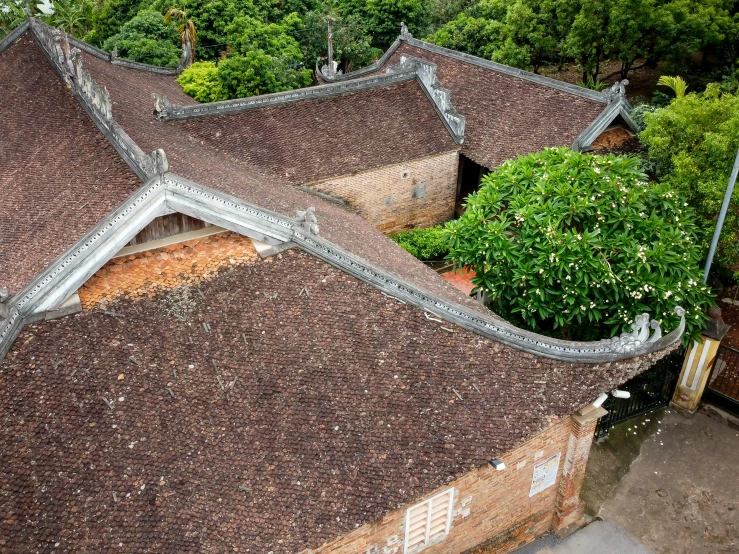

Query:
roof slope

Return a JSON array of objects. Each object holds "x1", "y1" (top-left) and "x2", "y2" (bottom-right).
[
  {"x1": 78, "y1": 46, "x2": 489, "y2": 315},
  {"x1": 321, "y1": 40, "x2": 607, "y2": 170},
  {"x1": 170, "y1": 79, "x2": 457, "y2": 185},
  {"x1": 0, "y1": 249, "x2": 665, "y2": 553},
  {"x1": 0, "y1": 36, "x2": 140, "y2": 294}
]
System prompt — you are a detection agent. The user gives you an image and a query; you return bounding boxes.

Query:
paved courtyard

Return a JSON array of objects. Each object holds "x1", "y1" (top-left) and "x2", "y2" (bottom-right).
[{"x1": 515, "y1": 406, "x2": 738, "y2": 554}]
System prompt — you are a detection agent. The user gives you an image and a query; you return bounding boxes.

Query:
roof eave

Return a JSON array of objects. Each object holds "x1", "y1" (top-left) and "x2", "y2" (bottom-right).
[{"x1": 572, "y1": 97, "x2": 638, "y2": 152}]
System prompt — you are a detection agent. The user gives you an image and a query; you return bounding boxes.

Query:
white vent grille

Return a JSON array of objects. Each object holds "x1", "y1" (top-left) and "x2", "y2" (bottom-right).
[{"x1": 404, "y1": 488, "x2": 454, "y2": 553}]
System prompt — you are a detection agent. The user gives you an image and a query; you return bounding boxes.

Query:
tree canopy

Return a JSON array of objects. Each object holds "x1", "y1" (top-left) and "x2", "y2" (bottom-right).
[
  {"x1": 640, "y1": 83, "x2": 739, "y2": 274},
  {"x1": 445, "y1": 148, "x2": 712, "y2": 343}
]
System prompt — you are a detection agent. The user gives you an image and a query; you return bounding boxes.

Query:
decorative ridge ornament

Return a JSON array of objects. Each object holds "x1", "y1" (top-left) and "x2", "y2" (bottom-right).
[
  {"x1": 607, "y1": 310, "x2": 679, "y2": 354},
  {"x1": 295, "y1": 207, "x2": 319, "y2": 235},
  {"x1": 152, "y1": 93, "x2": 180, "y2": 120},
  {"x1": 602, "y1": 79, "x2": 629, "y2": 104},
  {"x1": 31, "y1": 21, "x2": 113, "y2": 122},
  {"x1": 389, "y1": 55, "x2": 466, "y2": 144},
  {"x1": 400, "y1": 22, "x2": 413, "y2": 40}
]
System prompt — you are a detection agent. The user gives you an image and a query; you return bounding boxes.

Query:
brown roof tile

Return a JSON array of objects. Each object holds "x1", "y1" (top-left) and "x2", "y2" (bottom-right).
[
  {"x1": 169, "y1": 80, "x2": 458, "y2": 185},
  {"x1": 0, "y1": 36, "x2": 140, "y2": 295},
  {"x1": 0, "y1": 249, "x2": 664, "y2": 553},
  {"x1": 79, "y1": 49, "x2": 490, "y2": 316},
  {"x1": 349, "y1": 42, "x2": 606, "y2": 169}
]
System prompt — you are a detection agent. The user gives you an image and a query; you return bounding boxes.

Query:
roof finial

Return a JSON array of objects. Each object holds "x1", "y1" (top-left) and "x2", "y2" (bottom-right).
[
  {"x1": 400, "y1": 22, "x2": 412, "y2": 40},
  {"x1": 602, "y1": 79, "x2": 629, "y2": 104},
  {"x1": 295, "y1": 207, "x2": 319, "y2": 235}
]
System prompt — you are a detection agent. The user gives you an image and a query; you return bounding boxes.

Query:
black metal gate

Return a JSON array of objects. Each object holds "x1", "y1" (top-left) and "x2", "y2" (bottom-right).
[
  {"x1": 703, "y1": 344, "x2": 739, "y2": 416},
  {"x1": 595, "y1": 347, "x2": 684, "y2": 440}
]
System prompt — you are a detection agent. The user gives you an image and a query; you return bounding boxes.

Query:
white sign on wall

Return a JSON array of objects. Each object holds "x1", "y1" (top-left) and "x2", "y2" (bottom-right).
[{"x1": 529, "y1": 452, "x2": 561, "y2": 497}]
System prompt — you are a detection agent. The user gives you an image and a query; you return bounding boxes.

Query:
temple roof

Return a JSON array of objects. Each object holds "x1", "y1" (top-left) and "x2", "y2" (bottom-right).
[
  {"x1": 318, "y1": 37, "x2": 614, "y2": 169},
  {"x1": 0, "y1": 248, "x2": 667, "y2": 553},
  {"x1": 0, "y1": 35, "x2": 140, "y2": 295}
]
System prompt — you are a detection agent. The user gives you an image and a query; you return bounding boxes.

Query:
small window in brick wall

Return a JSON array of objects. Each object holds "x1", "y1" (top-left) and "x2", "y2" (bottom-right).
[{"x1": 403, "y1": 488, "x2": 454, "y2": 553}]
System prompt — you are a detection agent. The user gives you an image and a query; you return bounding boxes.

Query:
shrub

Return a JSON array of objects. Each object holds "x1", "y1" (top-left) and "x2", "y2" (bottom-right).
[
  {"x1": 446, "y1": 147, "x2": 712, "y2": 342},
  {"x1": 390, "y1": 226, "x2": 450, "y2": 261},
  {"x1": 176, "y1": 61, "x2": 225, "y2": 102}
]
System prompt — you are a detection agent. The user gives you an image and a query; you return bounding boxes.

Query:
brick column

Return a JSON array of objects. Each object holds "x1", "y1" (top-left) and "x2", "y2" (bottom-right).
[{"x1": 553, "y1": 406, "x2": 607, "y2": 536}]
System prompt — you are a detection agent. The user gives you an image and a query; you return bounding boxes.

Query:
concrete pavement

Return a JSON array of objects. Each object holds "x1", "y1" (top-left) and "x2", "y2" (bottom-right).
[{"x1": 511, "y1": 520, "x2": 654, "y2": 554}]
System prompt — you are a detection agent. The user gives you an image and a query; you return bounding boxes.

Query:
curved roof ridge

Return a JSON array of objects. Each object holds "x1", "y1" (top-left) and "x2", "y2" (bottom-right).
[
  {"x1": 318, "y1": 27, "x2": 607, "y2": 104},
  {"x1": 0, "y1": 172, "x2": 686, "y2": 364}
]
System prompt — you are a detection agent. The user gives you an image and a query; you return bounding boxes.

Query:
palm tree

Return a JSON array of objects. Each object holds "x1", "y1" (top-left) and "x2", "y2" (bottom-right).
[
  {"x1": 164, "y1": 8, "x2": 196, "y2": 65},
  {"x1": 657, "y1": 75, "x2": 688, "y2": 100}
]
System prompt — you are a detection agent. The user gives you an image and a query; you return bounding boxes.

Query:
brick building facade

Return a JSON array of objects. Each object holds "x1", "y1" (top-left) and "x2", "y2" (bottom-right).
[
  {"x1": 307, "y1": 152, "x2": 459, "y2": 233},
  {"x1": 307, "y1": 410, "x2": 602, "y2": 554}
]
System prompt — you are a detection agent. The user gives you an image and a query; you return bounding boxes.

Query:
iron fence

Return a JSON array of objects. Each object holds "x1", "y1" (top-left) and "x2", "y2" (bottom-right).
[{"x1": 595, "y1": 347, "x2": 684, "y2": 440}]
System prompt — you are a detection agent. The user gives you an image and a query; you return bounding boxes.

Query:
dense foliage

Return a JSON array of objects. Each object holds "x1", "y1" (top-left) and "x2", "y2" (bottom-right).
[
  {"x1": 446, "y1": 148, "x2": 712, "y2": 342},
  {"x1": 103, "y1": 10, "x2": 181, "y2": 66},
  {"x1": 4, "y1": 0, "x2": 738, "y2": 98},
  {"x1": 427, "y1": 0, "x2": 739, "y2": 81},
  {"x1": 640, "y1": 84, "x2": 739, "y2": 273},
  {"x1": 389, "y1": 226, "x2": 450, "y2": 260}
]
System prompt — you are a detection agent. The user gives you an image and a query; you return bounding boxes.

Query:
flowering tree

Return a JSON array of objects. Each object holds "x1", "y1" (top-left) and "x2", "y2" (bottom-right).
[{"x1": 446, "y1": 148, "x2": 713, "y2": 342}]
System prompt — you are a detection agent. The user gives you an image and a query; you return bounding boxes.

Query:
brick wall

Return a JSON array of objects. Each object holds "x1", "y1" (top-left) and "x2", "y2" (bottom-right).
[
  {"x1": 308, "y1": 415, "x2": 590, "y2": 554},
  {"x1": 592, "y1": 127, "x2": 633, "y2": 152},
  {"x1": 306, "y1": 151, "x2": 459, "y2": 233},
  {"x1": 78, "y1": 232, "x2": 260, "y2": 308}
]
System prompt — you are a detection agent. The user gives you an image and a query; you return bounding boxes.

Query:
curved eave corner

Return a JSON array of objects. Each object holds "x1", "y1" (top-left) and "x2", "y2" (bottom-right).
[{"x1": 0, "y1": 171, "x2": 685, "y2": 365}]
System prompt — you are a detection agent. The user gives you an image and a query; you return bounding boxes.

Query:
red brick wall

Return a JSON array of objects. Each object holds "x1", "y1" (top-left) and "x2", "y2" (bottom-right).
[
  {"x1": 592, "y1": 127, "x2": 632, "y2": 151},
  {"x1": 308, "y1": 416, "x2": 580, "y2": 554},
  {"x1": 306, "y1": 152, "x2": 459, "y2": 233},
  {"x1": 78, "y1": 232, "x2": 260, "y2": 308}
]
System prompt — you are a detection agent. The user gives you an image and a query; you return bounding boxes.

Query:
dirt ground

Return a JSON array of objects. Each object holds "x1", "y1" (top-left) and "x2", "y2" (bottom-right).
[
  {"x1": 718, "y1": 286, "x2": 739, "y2": 349},
  {"x1": 584, "y1": 409, "x2": 739, "y2": 554}
]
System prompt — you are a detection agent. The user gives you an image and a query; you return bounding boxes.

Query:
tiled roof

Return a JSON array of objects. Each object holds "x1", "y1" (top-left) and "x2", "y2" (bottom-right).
[
  {"x1": 321, "y1": 40, "x2": 607, "y2": 170},
  {"x1": 79, "y1": 46, "x2": 489, "y2": 316},
  {"x1": 0, "y1": 36, "x2": 140, "y2": 295},
  {"x1": 169, "y1": 79, "x2": 458, "y2": 185},
  {"x1": 0, "y1": 249, "x2": 666, "y2": 553}
]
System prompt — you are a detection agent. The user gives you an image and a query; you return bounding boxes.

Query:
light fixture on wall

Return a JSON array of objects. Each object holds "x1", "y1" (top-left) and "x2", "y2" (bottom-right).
[
  {"x1": 592, "y1": 392, "x2": 609, "y2": 408},
  {"x1": 489, "y1": 458, "x2": 506, "y2": 471}
]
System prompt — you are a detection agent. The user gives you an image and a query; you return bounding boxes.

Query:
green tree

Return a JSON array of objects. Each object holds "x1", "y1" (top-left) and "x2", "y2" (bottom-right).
[
  {"x1": 362, "y1": 0, "x2": 426, "y2": 48},
  {"x1": 299, "y1": 9, "x2": 381, "y2": 73},
  {"x1": 1, "y1": 1, "x2": 29, "y2": 39},
  {"x1": 217, "y1": 50, "x2": 282, "y2": 97},
  {"x1": 85, "y1": 0, "x2": 144, "y2": 46},
  {"x1": 103, "y1": 10, "x2": 181, "y2": 66},
  {"x1": 564, "y1": 0, "x2": 610, "y2": 82},
  {"x1": 640, "y1": 84, "x2": 739, "y2": 272},
  {"x1": 176, "y1": 60, "x2": 224, "y2": 100},
  {"x1": 144, "y1": 0, "x2": 257, "y2": 60},
  {"x1": 445, "y1": 148, "x2": 712, "y2": 342}
]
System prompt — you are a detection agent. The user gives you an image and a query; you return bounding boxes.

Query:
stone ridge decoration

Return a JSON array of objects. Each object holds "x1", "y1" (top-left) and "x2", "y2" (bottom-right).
[
  {"x1": 152, "y1": 70, "x2": 418, "y2": 120},
  {"x1": 29, "y1": 19, "x2": 170, "y2": 180},
  {"x1": 602, "y1": 79, "x2": 629, "y2": 104},
  {"x1": 390, "y1": 55, "x2": 466, "y2": 144},
  {"x1": 0, "y1": 173, "x2": 686, "y2": 364},
  {"x1": 318, "y1": 24, "x2": 607, "y2": 105}
]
